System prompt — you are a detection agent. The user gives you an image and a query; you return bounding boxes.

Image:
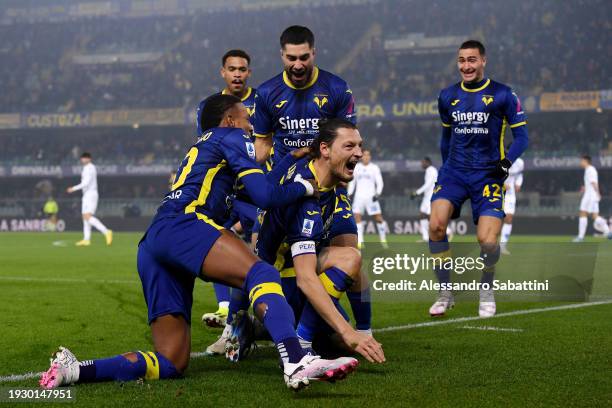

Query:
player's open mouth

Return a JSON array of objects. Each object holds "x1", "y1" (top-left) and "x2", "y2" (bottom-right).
[
  {"x1": 291, "y1": 71, "x2": 306, "y2": 80},
  {"x1": 346, "y1": 160, "x2": 357, "y2": 174}
]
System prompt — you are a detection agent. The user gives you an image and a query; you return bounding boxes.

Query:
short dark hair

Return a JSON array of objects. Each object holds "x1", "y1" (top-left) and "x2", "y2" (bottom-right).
[
  {"x1": 81, "y1": 152, "x2": 91, "y2": 159},
  {"x1": 199, "y1": 94, "x2": 241, "y2": 132},
  {"x1": 312, "y1": 118, "x2": 357, "y2": 158},
  {"x1": 280, "y1": 25, "x2": 315, "y2": 48},
  {"x1": 460, "y1": 40, "x2": 486, "y2": 56},
  {"x1": 423, "y1": 156, "x2": 432, "y2": 164},
  {"x1": 222, "y1": 49, "x2": 251, "y2": 66},
  {"x1": 581, "y1": 154, "x2": 592, "y2": 163}
]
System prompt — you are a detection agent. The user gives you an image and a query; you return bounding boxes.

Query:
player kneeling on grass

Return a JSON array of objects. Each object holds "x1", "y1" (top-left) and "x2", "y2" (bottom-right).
[
  {"x1": 40, "y1": 94, "x2": 359, "y2": 391},
  {"x1": 221, "y1": 119, "x2": 385, "y2": 365}
]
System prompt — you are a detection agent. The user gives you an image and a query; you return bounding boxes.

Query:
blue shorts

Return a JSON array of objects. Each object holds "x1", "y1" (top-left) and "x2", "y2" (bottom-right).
[
  {"x1": 431, "y1": 165, "x2": 506, "y2": 224},
  {"x1": 330, "y1": 186, "x2": 357, "y2": 239},
  {"x1": 137, "y1": 213, "x2": 223, "y2": 324}
]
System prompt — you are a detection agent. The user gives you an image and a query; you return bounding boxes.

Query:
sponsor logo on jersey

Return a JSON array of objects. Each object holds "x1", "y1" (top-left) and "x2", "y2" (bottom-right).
[
  {"x1": 278, "y1": 116, "x2": 320, "y2": 131},
  {"x1": 433, "y1": 185, "x2": 442, "y2": 194},
  {"x1": 451, "y1": 111, "x2": 490, "y2": 124},
  {"x1": 302, "y1": 219, "x2": 314, "y2": 236},
  {"x1": 451, "y1": 99, "x2": 460, "y2": 106},
  {"x1": 275, "y1": 100, "x2": 288, "y2": 109},
  {"x1": 245, "y1": 142, "x2": 256, "y2": 159},
  {"x1": 282, "y1": 138, "x2": 314, "y2": 147}
]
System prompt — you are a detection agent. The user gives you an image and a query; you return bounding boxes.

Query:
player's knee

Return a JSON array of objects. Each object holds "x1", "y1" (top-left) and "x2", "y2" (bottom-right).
[
  {"x1": 429, "y1": 217, "x2": 447, "y2": 239},
  {"x1": 121, "y1": 352, "x2": 139, "y2": 363},
  {"x1": 333, "y1": 247, "x2": 362, "y2": 280}
]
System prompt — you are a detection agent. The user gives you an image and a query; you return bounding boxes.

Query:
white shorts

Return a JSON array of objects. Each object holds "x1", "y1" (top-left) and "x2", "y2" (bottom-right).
[
  {"x1": 82, "y1": 191, "x2": 99, "y2": 215},
  {"x1": 580, "y1": 195, "x2": 599, "y2": 214},
  {"x1": 353, "y1": 195, "x2": 382, "y2": 215},
  {"x1": 504, "y1": 194, "x2": 516, "y2": 215},
  {"x1": 419, "y1": 192, "x2": 433, "y2": 215}
]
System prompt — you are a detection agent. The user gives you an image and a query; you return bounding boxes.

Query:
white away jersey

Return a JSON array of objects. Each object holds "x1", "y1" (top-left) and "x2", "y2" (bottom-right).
[
  {"x1": 72, "y1": 163, "x2": 98, "y2": 194},
  {"x1": 348, "y1": 162, "x2": 383, "y2": 199},
  {"x1": 416, "y1": 166, "x2": 438, "y2": 198},
  {"x1": 505, "y1": 158, "x2": 524, "y2": 196},
  {"x1": 583, "y1": 165, "x2": 598, "y2": 198}
]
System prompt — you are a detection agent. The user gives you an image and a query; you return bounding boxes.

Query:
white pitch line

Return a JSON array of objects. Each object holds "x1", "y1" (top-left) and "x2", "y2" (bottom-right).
[
  {"x1": 0, "y1": 372, "x2": 44, "y2": 382},
  {"x1": 460, "y1": 325, "x2": 524, "y2": 333},
  {"x1": 0, "y1": 276, "x2": 139, "y2": 285},
  {"x1": 373, "y1": 299, "x2": 612, "y2": 333},
  {"x1": 2, "y1": 300, "x2": 611, "y2": 384}
]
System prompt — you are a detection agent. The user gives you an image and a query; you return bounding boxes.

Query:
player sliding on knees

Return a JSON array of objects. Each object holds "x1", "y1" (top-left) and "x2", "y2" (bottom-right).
[
  {"x1": 428, "y1": 40, "x2": 528, "y2": 318},
  {"x1": 40, "y1": 94, "x2": 360, "y2": 391},
  {"x1": 225, "y1": 119, "x2": 385, "y2": 365}
]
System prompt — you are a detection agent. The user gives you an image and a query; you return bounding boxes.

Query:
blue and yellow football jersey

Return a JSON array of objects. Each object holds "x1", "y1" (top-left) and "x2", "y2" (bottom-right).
[
  {"x1": 256, "y1": 158, "x2": 343, "y2": 271},
  {"x1": 438, "y1": 78, "x2": 527, "y2": 170},
  {"x1": 253, "y1": 67, "x2": 356, "y2": 163},
  {"x1": 156, "y1": 127, "x2": 262, "y2": 228},
  {"x1": 196, "y1": 87, "x2": 257, "y2": 136}
]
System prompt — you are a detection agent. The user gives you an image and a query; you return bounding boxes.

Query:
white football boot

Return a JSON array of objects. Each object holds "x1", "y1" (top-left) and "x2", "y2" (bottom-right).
[
  {"x1": 205, "y1": 324, "x2": 232, "y2": 356},
  {"x1": 39, "y1": 347, "x2": 80, "y2": 389},
  {"x1": 479, "y1": 288, "x2": 496, "y2": 317},
  {"x1": 429, "y1": 290, "x2": 454, "y2": 317},
  {"x1": 283, "y1": 354, "x2": 359, "y2": 390}
]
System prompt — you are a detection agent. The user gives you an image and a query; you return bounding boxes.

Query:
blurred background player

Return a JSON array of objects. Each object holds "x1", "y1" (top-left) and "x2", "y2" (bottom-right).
[
  {"x1": 348, "y1": 149, "x2": 387, "y2": 248},
  {"x1": 43, "y1": 196, "x2": 59, "y2": 232},
  {"x1": 201, "y1": 49, "x2": 257, "y2": 329},
  {"x1": 500, "y1": 153, "x2": 525, "y2": 254},
  {"x1": 573, "y1": 155, "x2": 612, "y2": 242},
  {"x1": 66, "y1": 152, "x2": 112, "y2": 246},
  {"x1": 428, "y1": 40, "x2": 528, "y2": 318},
  {"x1": 411, "y1": 157, "x2": 452, "y2": 242}
]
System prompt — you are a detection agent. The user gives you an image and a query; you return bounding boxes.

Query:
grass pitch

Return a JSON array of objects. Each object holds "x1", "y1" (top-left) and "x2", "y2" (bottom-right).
[{"x1": 1, "y1": 232, "x2": 611, "y2": 407}]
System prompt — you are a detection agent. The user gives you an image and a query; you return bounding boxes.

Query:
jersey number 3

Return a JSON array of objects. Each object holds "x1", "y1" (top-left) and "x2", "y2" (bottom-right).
[{"x1": 171, "y1": 147, "x2": 199, "y2": 191}]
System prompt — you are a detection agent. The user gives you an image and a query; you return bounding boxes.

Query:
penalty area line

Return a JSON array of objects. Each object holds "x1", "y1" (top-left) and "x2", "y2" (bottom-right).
[
  {"x1": 373, "y1": 300, "x2": 612, "y2": 333},
  {"x1": 1, "y1": 300, "x2": 611, "y2": 384}
]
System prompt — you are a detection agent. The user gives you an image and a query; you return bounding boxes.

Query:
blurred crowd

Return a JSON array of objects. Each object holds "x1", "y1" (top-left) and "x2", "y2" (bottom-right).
[
  {"x1": 1, "y1": 111, "x2": 609, "y2": 166},
  {"x1": 0, "y1": 0, "x2": 608, "y2": 113}
]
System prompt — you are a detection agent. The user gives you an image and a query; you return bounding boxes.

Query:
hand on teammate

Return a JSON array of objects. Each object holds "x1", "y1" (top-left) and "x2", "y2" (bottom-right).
[
  {"x1": 410, "y1": 191, "x2": 419, "y2": 200},
  {"x1": 289, "y1": 146, "x2": 312, "y2": 160},
  {"x1": 342, "y1": 329, "x2": 385, "y2": 363},
  {"x1": 66, "y1": 187, "x2": 74, "y2": 193},
  {"x1": 305, "y1": 179, "x2": 320, "y2": 199}
]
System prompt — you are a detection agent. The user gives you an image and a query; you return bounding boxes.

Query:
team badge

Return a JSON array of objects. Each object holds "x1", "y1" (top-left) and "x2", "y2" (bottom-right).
[
  {"x1": 247, "y1": 107, "x2": 255, "y2": 117},
  {"x1": 313, "y1": 96, "x2": 328, "y2": 108},
  {"x1": 482, "y1": 95, "x2": 494, "y2": 106}
]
